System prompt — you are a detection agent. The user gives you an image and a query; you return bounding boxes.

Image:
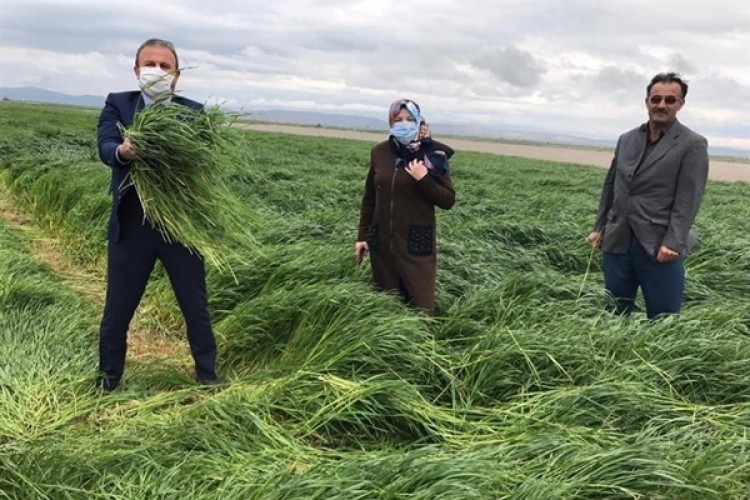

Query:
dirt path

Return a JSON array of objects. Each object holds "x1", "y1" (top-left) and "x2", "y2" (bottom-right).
[
  {"x1": 240, "y1": 124, "x2": 749, "y2": 183},
  {"x1": 0, "y1": 187, "x2": 189, "y2": 364}
]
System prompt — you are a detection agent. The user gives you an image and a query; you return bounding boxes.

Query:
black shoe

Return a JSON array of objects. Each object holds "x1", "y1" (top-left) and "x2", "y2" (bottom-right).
[
  {"x1": 99, "y1": 375, "x2": 120, "y2": 393},
  {"x1": 197, "y1": 377, "x2": 221, "y2": 387}
]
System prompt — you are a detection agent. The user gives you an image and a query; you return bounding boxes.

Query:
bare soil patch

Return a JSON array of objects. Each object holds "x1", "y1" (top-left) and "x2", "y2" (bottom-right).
[
  {"x1": 240, "y1": 123, "x2": 749, "y2": 183},
  {"x1": 0, "y1": 188, "x2": 189, "y2": 364}
]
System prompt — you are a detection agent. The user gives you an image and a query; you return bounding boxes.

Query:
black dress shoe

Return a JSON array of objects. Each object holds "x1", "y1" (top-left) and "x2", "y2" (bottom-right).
[
  {"x1": 99, "y1": 375, "x2": 120, "y2": 393},
  {"x1": 197, "y1": 377, "x2": 220, "y2": 387}
]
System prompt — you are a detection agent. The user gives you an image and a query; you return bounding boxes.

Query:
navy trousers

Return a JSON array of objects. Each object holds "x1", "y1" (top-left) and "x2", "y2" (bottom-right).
[
  {"x1": 602, "y1": 238, "x2": 685, "y2": 319},
  {"x1": 99, "y1": 192, "x2": 217, "y2": 383}
]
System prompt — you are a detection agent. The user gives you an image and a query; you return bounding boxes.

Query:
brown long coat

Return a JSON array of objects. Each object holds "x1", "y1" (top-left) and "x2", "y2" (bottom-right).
[{"x1": 357, "y1": 139, "x2": 455, "y2": 314}]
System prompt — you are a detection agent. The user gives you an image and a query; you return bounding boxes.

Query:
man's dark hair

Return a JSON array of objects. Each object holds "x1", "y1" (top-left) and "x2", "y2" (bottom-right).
[
  {"x1": 647, "y1": 72, "x2": 688, "y2": 98},
  {"x1": 135, "y1": 39, "x2": 179, "y2": 70}
]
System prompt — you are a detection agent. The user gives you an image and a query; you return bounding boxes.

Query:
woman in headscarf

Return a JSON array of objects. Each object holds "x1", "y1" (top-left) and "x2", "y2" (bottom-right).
[{"x1": 355, "y1": 99, "x2": 456, "y2": 315}]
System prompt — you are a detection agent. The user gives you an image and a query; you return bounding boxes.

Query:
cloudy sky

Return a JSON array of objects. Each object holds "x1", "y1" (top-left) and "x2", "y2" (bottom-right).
[{"x1": 2, "y1": 0, "x2": 749, "y2": 150}]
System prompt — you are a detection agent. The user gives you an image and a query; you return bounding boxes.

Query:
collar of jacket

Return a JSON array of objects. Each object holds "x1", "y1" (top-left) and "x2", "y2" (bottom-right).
[{"x1": 639, "y1": 119, "x2": 679, "y2": 136}]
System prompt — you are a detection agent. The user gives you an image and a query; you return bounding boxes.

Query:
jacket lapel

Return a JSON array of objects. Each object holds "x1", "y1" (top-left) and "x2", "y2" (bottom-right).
[
  {"x1": 120, "y1": 92, "x2": 145, "y2": 128},
  {"x1": 636, "y1": 121, "x2": 682, "y2": 175},
  {"x1": 621, "y1": 127, "x2": 647, "y2": 180},
  {"x1": 132, "y1": 93, "x2": 145, "y2": 124}
]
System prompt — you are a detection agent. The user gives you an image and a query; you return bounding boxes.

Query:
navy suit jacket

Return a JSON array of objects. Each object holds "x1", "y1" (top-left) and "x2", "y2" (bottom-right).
[
  {"x1": 594, "y1": 119, "x2": 709, "y2": 257},
  {"x1": 97, "y1": 91, "x2": 203, "y2": 242}
]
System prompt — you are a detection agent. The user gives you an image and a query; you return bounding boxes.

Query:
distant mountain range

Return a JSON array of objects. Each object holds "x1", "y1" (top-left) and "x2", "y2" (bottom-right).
[
  {"x1": 3, "y1": 86, "x2": 748, "y2": 159},
  {"x1": 1, "y1": 86, "x2": 105, "y2": 108}
]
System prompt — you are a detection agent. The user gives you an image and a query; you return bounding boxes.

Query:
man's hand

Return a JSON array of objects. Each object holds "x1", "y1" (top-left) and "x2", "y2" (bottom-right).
[
  {"x1": 117, "y1": 138, "x2": 138, "y2": 161},
  {"x1": 355, "y1": 241, "x2": 369, "y2": 263},
  {"x1": 656, "y1": 245, "x2": 679, "y2": 263},
  {"x1": 406, "y1": 159, "x2": 428, "y2": 181},
  {"x1": 587, "y1": 231, "x2": 603, "y2": 249}
]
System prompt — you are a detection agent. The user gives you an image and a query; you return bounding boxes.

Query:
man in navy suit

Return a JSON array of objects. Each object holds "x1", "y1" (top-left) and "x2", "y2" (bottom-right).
[
  {"x1": 588, "y1": 72, "x2": 709, "y2": 319},
  {"x1": 97, "y1": 39, "x2": 218, "y2": 391}
]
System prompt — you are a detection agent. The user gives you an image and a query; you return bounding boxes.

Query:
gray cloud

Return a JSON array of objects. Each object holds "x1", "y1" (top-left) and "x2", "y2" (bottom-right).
[
  {"x1": 666, "y1": 54, "x2": 698, "y2": 76},
  {"x1": 689, "y1": 74, "x2": 750, "y2": 107},
  {"x1": 473, "y1": 46, "x2": 546, "y2": 88},
  {"x1": 593, "y1": 66, "x2": 647, "y2": 96},
  {"x1": 1, "y1": 0, "x2": 748, "y2": 149}
]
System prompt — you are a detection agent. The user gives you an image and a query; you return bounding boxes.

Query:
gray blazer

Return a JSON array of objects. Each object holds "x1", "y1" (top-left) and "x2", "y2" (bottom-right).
[{"x1": 594, "y1": 120, "x2": 709, "y2": 257}]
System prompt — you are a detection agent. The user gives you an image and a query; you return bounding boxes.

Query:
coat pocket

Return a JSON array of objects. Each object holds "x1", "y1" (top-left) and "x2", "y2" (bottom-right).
[
  {"x1": 649, "y1": 217, "x2": 669, "y2": 226},
  {"x1": 408, "y1": 225, "x2": 433, "y2": 256},
  {"x1": 366, "y1": 223, "x2": 380, "y2": 252}
]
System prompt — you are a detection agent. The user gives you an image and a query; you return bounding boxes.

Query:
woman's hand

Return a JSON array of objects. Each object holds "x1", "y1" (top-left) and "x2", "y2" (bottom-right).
[
  {"x1": 418, "y1": 123, "x2": 431, "y2": 140},
  {"x1": 355, "y1": 241, "x2": 369, "y2": 263},
  {"x1": 406, "y1": 159, "x2": 428, "y2": 180}
]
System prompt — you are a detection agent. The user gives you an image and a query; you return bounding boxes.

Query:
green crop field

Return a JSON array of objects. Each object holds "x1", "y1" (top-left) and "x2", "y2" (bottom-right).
[{"x1": 1, "y1": 101, "x2": 748, "y2": 499}]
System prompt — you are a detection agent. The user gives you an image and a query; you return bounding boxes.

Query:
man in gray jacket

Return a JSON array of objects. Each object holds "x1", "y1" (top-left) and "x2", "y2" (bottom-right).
[{"x1": 588, "y1": 72, "x2": 709, "y2": 319}]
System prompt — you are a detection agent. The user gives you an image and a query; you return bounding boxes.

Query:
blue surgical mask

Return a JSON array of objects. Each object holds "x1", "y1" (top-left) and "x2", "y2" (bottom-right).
[{"x1": 390, "y1": 121, "x2": 419, "y2": 145}]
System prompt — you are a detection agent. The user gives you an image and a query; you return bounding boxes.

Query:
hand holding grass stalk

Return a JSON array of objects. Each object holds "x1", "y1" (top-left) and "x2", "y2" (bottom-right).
[
  {"x1": 120, "y1": 102, "x2": 259, "y2": 272},
  {"x1": 117, "y1": 138, "x2": 138, "y2": 161}
]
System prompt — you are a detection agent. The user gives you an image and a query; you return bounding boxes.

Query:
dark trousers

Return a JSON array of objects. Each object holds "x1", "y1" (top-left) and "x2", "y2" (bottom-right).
[
  {"x1": 602, "y1": 238, "x2": 685, "y2": 319},
  {"x1": 99, "y1": 193, "x2": 217, "y2": 382}
]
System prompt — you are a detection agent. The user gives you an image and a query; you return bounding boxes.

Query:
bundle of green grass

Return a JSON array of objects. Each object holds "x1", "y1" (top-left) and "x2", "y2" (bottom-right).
[{"x1": 120, "y1": 99, "x2": 258, "y2": 272}]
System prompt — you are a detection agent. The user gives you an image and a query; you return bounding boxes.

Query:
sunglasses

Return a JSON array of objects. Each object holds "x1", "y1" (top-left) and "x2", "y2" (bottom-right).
[{"x1": 648, "y1": 95, "x2": 681, "y2": 105}]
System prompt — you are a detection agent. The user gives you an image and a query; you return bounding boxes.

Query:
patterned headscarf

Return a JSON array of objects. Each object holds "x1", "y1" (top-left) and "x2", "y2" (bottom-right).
[
  {"x1": 387, "y1": 98, "x2": 450, "y2": 177},
  {"x1": 388, "y1": 99, "x2": 422, "y2": 127}
]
